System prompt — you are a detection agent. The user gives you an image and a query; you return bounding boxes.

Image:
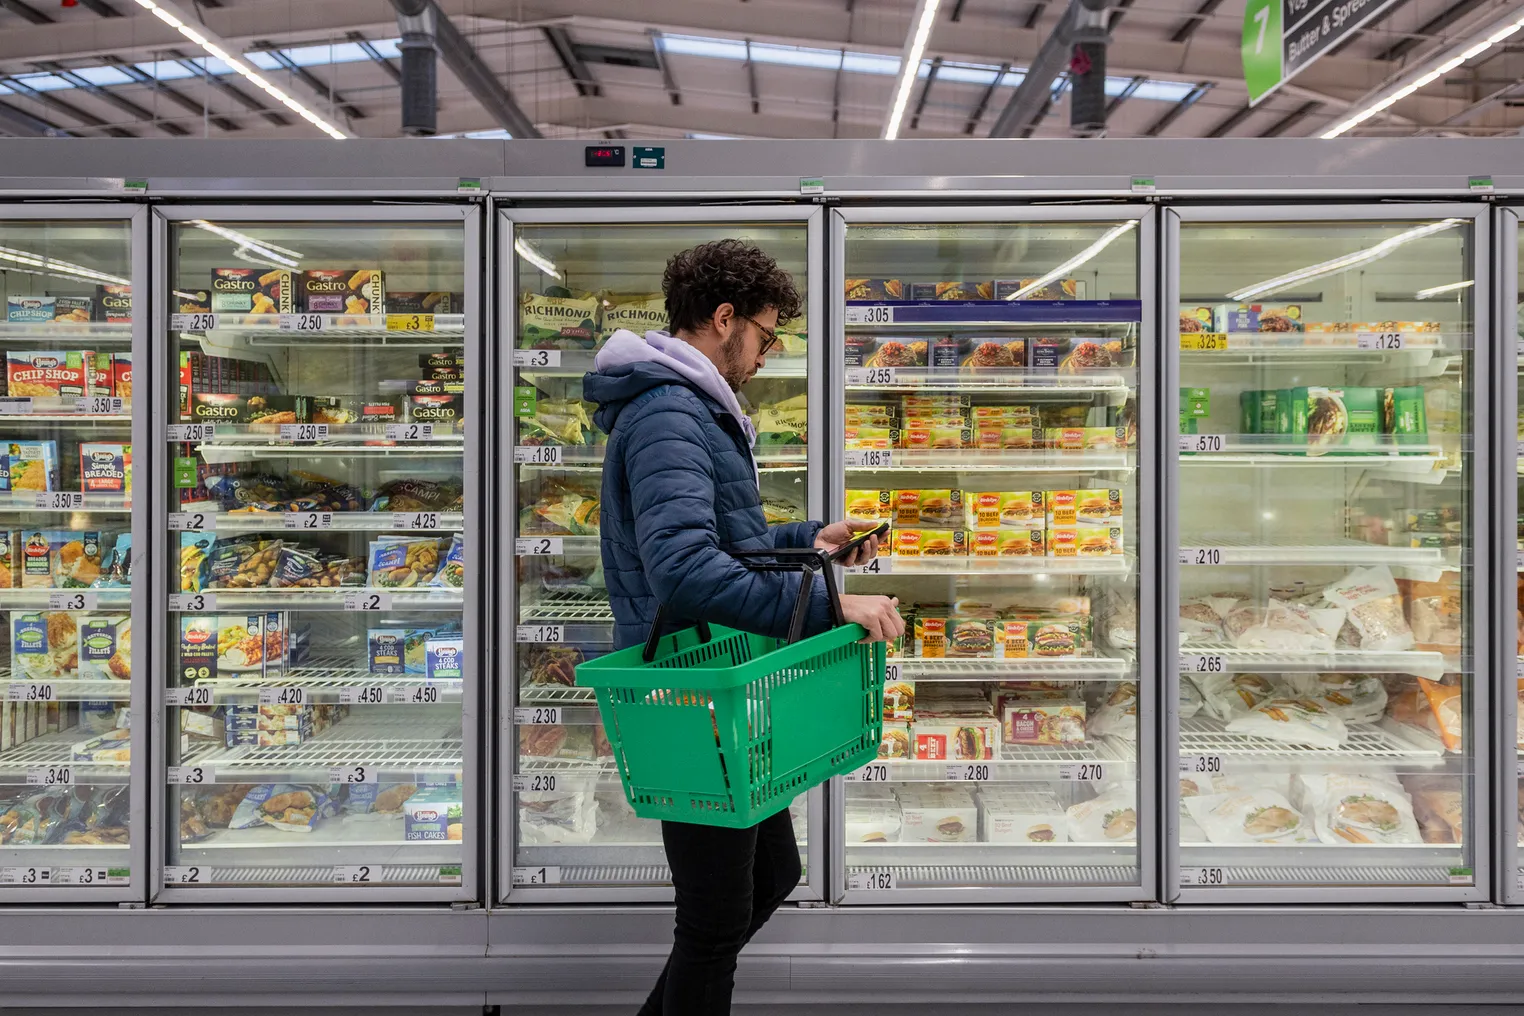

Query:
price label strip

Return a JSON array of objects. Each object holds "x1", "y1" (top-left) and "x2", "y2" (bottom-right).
[
  {"x1": 512, "y1": 349, "x2": 563, "y2": 368},
  {"x1": 515, "y1": 537, "x2": 565, "y2": 556},
  {"x1": 844, "y1": 305, "x2": 895, "y2": 325},
  {"x1": 1356, "y1": 331, "x2": 1404, "y2": 350},
  {"x1": 390, "y1": 511, "x2": 442, "y2": 531},
  {"x1": 1179, "y1": 754, "x2": 1226, "y2": 775},
  {"x1": 52, "y1": 589, "x2": 99, "y2": 611},
  {"x1": 511, "y1": 772, "x2": 562, "y2": 793},
  {"x1": 279, "y1": 313, "x2": 325, "y2": 332},
  {"x1": 943, "y1": 763, "x2": 992, "y2": 781},
  {"x1": 884, "y1": 662, "x2": 902, "y2": 683},
  {"x1": 279, "y1": 423, "x2": 330, "y2": 442},
  {"x1": 53, "y1": 866, "x2": 127, "y2": 885},
  {"x1": 27, "y1": 765, "x2": 73, "y2": 786},
  {"x1": 384, "y1": 422, "x2": 434, "y2": 441},
  {"x1": 1058, "y1": 762, "x2": 1107, "y2": 782},
  {"x1": 166, "y1": 423, "x2": 215, "y2": 443},
  {"x1": 36, "y1": 492, "x2": 85, "y2": 510},
  {"x1": 283, "y1": 511, "x2": 332, "y2": 531},
  {"x1": 168, "y1": 593, "x2": 217, "y2": 612},
  {"x1": 166, "y1": 765, "x2": 214, "y2": 785},
  {"x1": 1181, "y1": 866, "x2": 1227, "y2": 887},
  {"x1": 385, "y1": 313, "x2": 435, "y2": 332},
  {"x1": 343, "y1": 591, "x2": 392, "y2": 612},
  {"x1": 844, "y1": 557, "x2": 891, "y2": 576},
  {"x1": 391, "y1": 685, "x2": 442, "y2": 705},
  {"x1": 514, "y1": 706, "x2": 564, "y2": 725},
  {"x1": 844, "y1": 366, "x2": 898, "y2": 385},
  {"x1": 163, "y1": 865, "x2": 206, "y2": 884},
  {"x1": 170, "y1": 312, "x2": 218, "y2": 332},
  {"x1": 516, "y1": 624, "x2": 564, "y2": 644},
  {"x1": 332, "y1": 865, "x2": 374, "y2": 884},
  {"x1": 168, "y1": 512, "x2": 214, "y2": 532},
  {"x1": 1178, "y1": 434, "x2": 1225, "y2": 453},
  {"x1": 843, "y1": 449, "x2": 894, "y2": 468},
  {"x1": 0, "y1": 398, "x2": 32, "y2": 415},
  {"x1": 845, "y1": 762, "x2": 893, "y2": 783},
  {"x1": 77, "y1": 396, "x2": 124, "y2": 415},
  {"x1": 0, "y1": 867, "x2": 51, "y2": 885},
  {"x1": 1179, "y1": 332, "x2": 1228, "y2": 351},
  {"x1": 259, "y1": 686, "x2": 307, "y2": 706},
  {"x1": 847, "y1": 870, "x2": 897, "y2": 891},
  {"x1": 327, "y1": 765, "x2": 376, "y2": 784},
  {"x1": 166, "y1": 686, "x2": 215, "y2": 706},
  {"x1": 7, "y1": 683, "x2": 54, "y2": 702},
  {"x1": 511, "y1": 866, "x2": 563, "y2": 886},
  {"x1": 1178, "y1": 547, "x2": 1224, "y2": 566},
  {"x1": 1179, "y1": 654, "x2": 1226, "y2": 674},
  {"x1": 340, "y1": 686, "x2": 388, "y2": 705},
  {"x1": 513, "y1": 445, "x2": 564, "y2": 465}
]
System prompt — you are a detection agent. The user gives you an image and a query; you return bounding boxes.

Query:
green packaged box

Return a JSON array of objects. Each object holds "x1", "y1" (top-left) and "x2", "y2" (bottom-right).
[
  {"x1": 1383, "y1": 385, "x2": 1428, "y2": 449},
  {"x1": 1239, "y1": 389, "x2": 1278, "y2": 435},
  {"x1": 1276, "y1": 386, "x2": 1378, "y2": 455}
]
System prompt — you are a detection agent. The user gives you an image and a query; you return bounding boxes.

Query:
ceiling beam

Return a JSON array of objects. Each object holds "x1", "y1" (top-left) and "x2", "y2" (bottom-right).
[
  {"x1": 543, "y1": 24, "x2": 599, "y2": 97},
  {"x1": 32, "y1": 60, "x2": 189, "y2": 135},
  {"x1": 110, "y1": 56, "x2": 244, "y2": 131},
  {"x1": 910, "y1": 55, "x2": 942, "y2": 130},
  {"x1": 963, "y1": 60, "x2": 1009, "y2": 134},
  {"x1": 648, "y1": 28, "x2": 681, "y2": 105},
  {"x1": 990, "y1": 0, "x2": 1075, "y2": 136},
  {"x1": 744, "y1": 38, "x2": 759, "y2": 115},
  {"x1": 1107, "y1": 74, "x2": 1145, "y2": 116},
  {"x1": 76, "y1": 0, "x2": 122, "y2": 15},
  {"x1": 0, "y1": 98, "x2": 63, "y2": 136},
  {"x1": 0, "y1": 0, "x2": 50, "y2": 25},
  {"x1": 1376, "y1": 0, "x2": 1489, "y2": 61},
  {"x1": 1207, "y1": 103, "x2": 1257, "y2": 137},
  {"x1": 0, "y1": 75, "x2": 134, "y2": 135},
  {"x1": 393, "y1": 0, "x2": 540, "y2": 138},
  {"x1": 1107, "y1": 0, "x2": 1135, "y2": 32},
  {"x1": 346, "y1": 31, "x2": 402, "y2": 84},
  {"x1": 1024, "y1": 2, "x2": 1047, "y2": 28},
  {"x1": 1169, "y1": 0, "x2": 1226, "y2": 43},
  {"x1": 251, "y1": 38, "x2": 366, "y2": 120},
  {"x1": 1143, "y1": 80, "x2": 1209, "y2": 135},
  {"x1": 1259, "y1": 99, "x2": 1322, "y2": 136}
]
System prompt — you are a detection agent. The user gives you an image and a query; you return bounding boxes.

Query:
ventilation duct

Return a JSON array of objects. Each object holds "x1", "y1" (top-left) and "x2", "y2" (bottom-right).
[{"x1": 392, "y1": 0, "x2": 438, "y2": 136}]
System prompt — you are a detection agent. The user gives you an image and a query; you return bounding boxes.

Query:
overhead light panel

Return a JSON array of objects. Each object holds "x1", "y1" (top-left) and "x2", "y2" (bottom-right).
[
  {"x1": 190, "y1": 220, "x2": 303, "y2": 268},
  {"x1": 1005, "y1": 221, "x2": 1137, "y2": 300},
  {"x1": 130, "y1": 0, "x2": 350, "y2": 140},
  {"x1": 0, "y1": 246, "x2": 130, "y2": 287},
  {"x1": 1227, "y1": 219, "x2": 1463, "y2": 302},
  {"x1": 1321, "y1": 8, "x2": 1524, "y2": 138},
  {"x1": 514, "y1": 239, "x2": 561, "y2": 280},
  {"x1": 1415, "y1": 280, "x2": 1474, "y2": 300},
  {"x1": 883, "y1": 0, "x2": 942, "y2": 139}
]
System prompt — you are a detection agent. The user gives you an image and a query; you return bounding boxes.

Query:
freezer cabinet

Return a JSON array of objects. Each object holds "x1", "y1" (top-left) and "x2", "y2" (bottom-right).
[
  {"x1": 499, "y1": 206, "x2": 827, "y2": 901},
  {"x1": 153, "y1": 205, "x2": 481, "y2": 901},
  {"x1": 1165, "y1": 206, "x2": 1487, "y2": 902},
  {"x1": 829, "y1": 207, "x2": 1158, "y2": 904}
]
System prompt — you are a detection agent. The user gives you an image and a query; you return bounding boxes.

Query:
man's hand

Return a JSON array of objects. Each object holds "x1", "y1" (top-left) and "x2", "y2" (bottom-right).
[
  {"x1": 815, "y1": 519, "x2": 883, "y2": 567},
  {"x1": 840, "y1": 594, "x2": 904, "y2": 643}
]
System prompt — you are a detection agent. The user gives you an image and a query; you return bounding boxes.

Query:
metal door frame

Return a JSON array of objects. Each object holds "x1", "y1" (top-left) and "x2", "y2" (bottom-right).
[
  {"x1": 1495, "y1": 205, "x2": 1519, "y2": 905},
  {"x1": 1164, "y1": 202, "x2": 1491, "y2": 904},
  {"x1": 828, "y1": 202, "x2": 1159, "y2": 905},
  {"x1": 495, "y1": 203, "x2": 826, "y2": 904},
  {"x1": 0, "y1": 201, "x2": 148, "y2": 902},
  {"x1": 150, "y1": 202, "x2": 482, "y2": 903}
]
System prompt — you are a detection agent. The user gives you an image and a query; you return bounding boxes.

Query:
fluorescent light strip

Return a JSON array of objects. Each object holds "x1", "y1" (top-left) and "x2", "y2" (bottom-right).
[
  {"x1": 0, "y1": 246, "x2": 130, "y2": 286},
  {"x1": 514, "y1": 239, "x2": 561, "y2": 280},
  {"x1": 1005, "y1": 221, "x2": 1138, "y2": 300},
  {"x1": 190, "y1": 220, "x2": 303, "y2": 267},
  {"x1": 1415, "y1": 280, "x2": 1474, "y2": 300},
  {"x1": 131, "y1": 0, "x2": 348, "y2": 140},
  {"x1": 1227, "y1": 219, "x2": 1463, "y2": 302},
  {"x1": 1322, "y1": 10, "x2": 1524, "y2": 138},
  {"x1": 883, "y1": 0, "x2": 943, "y2": 140}
]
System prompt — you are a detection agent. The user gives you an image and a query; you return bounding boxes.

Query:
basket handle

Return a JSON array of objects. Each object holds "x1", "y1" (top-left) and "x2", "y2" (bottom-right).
[{"x1": 640, "y1": 547, "x2": 845, "y2": 663}]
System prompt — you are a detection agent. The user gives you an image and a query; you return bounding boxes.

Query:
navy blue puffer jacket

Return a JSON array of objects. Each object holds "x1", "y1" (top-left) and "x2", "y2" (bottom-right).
[{"x1": 583, "y1": 361, "x2": 829, "y2": 651}]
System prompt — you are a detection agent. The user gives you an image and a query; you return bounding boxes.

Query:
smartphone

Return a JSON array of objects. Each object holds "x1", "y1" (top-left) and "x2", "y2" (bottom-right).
[{"x1": 827, "y1": 521, "x2": 890, "y2": 563}]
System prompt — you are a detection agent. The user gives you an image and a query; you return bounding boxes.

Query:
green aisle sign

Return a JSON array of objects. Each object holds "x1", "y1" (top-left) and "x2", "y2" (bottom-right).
[{"x1": 1245, "y1": 0, "x2": 1400, "y2": 104}]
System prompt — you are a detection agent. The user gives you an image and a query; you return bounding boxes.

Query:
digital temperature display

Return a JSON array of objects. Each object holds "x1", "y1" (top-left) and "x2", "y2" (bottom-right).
[{"x1": 584, "y1": 146, "x2": 626, "y2": 168}]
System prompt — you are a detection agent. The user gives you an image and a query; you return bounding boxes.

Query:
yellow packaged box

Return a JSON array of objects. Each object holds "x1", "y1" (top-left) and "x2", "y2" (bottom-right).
[
  {"x1": 971, "y1": 529, "x2": 1044, "y2": 557},
  {"x1": 974, "y1": 425, "x2": 1037, "y2": 450},
  {"x1": 1046, "y1": 489, "x2": 1122, "y2": 526},
  {"x1": 893, "y1": 528, "x2": 965, "y2": 557},
  {"x1": 914, "y1": 614, "x2": 948, "y2": 658},
  {"x1": 894, "y1": 490, "x2": 961, "y2": 526},
  {"x1": 1048, "y1": 526, "x2": 1115, "y2": 557},
  {"x1": 845, "y1": 426, "x2": 894, "y2": 450},
  {"x1": 966, "y1": 491, "x2": 1043, "y2": 529},
  {"x1": 845, "y1": 489, "x2": 892, "y2": 522},
  {"x1": 1045, "y1": 426, "x2": 1123, "y2": 451},
  {"x1": 972, "y1": 404, "x2": 1035, "y2": 421},
  {"x1": 898, "y1": 426, "x2": 970, "y2": 450}
]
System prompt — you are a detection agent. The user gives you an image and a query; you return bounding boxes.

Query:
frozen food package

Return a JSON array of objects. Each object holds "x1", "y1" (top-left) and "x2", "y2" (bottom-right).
[
  {"x1": 519, "y1": 289, "x2": 598, "y2": 349},
  {"x1": 1179, "y1": 675, "x2": 1204, "y2": 718},
  {"x1": 1295, "y1": 773, "x2": 1421, "y2": 845},
  {"x1": 1002, "y1": 698, "x2": 1085, "y2": 746},
  {"x1": 1225, "y1": 697, "x2": 1349, "y2": 749},
  {"x1": 1184, "y1": 789, "x2": 1315, "y2": 845},
  {"x1": 1283, "y1": 673, "x2": 1387, "y2": 724},
  {"x1": 519, "y1": 788, "x2": 598, "y2": 844},
  {"x1": 1223, "y1": 599, "x2": 1335, "y2": 652},
  {"x1": 1087, "y1": 681, "x2": 1138, "y2": 740},
  {"x1": 1102, "y1": 592, "x2": 1138, "y2": 650},
  {"x1": 1396, "y1": 574, "x2": 1461, "y2": 655},
  {"x1": 1416, "y1": 677, "x2": 1463, "y2": 752},
  {"x1": 1404, "y1": 778, "x2": 1464, "y2": 844},
  {"x1": 430, "y1": 534, "x2": 464, "y2": 588},
  {"x1": 1065, "y1": 784, "x2": 1137, "y2": 843},
  {"x1": 1323, "y1": 565, "x2": 1414, "y2": 651},
  {"x1": 845, "y1": 801, "x2": 903, "y2": 843},
  {"x1": 1178, "y1": 597, "x2": 1230, "y2": 644},
  {"x1": 1196, "y1": 672, "x2": 1279, "y2": 722}
]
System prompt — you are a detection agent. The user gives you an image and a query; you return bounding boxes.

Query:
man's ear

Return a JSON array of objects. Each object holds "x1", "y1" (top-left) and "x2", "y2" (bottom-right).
[{"x1": 712, "y1": 301, "x2": 736, "y2": 332}]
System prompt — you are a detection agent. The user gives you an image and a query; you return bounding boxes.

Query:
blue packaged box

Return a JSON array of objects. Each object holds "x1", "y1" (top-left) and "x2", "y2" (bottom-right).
[
  {"x1": 404, "y1": 785, "x2": 463, "y2": 841},
  {"x1": 367, "y1": 628, "x2": 407, "y2": 674},
  {"x1": 425, "y1": 635, "x2": 463, "y2": 681}
]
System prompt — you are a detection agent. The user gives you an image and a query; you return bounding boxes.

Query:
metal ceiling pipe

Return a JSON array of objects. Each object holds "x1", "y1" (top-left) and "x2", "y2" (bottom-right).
[
  {"x1": 989, "y1": 0, "x2": 1076, "y2": 137},
  {"x1": 391, "y1": 0, "x2": 438, "y2": 136},
  {"x1": 1069, "y1": 0, "x2": 1110, "y2": 136},
  {"x1": 390, "y1": 0, "x2": 543, "y2": 139}
]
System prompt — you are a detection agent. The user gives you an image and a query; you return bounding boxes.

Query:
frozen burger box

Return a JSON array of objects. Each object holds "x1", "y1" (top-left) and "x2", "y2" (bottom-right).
[
  {"x1": 898, "y1": 794, "x2": 977, "y2": 842},
  {"x1": 1001, "y1": 699, "x2": 1086, "y2": 746},
  {"x1": 979, "y1": 788, "x2": 1068, "y2": 843},
  {"x1": 912, "y1": 718, "x2": 999, "y2": 760}
]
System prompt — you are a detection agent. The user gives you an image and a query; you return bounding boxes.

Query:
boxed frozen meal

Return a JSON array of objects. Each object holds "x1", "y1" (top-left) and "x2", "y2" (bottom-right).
[
  {"x1": 0, "y1": 530, "x2": 17, "y2": 588},
  {"x1": 878, "y1": 720, "x2": 911, "y2": 759},
  {"x1": 997, "y1": 618, "x2": 1087, "y2": 659},
  {"x1": 974, "y1": 425, "x2": 1038, "y2": 450},
  {"x1": 1383, "y1": 385, "x2": 1428, "y2": 446},
  {"x1": 405, "y1": 786, "x2": 464, "y2": 841},
  {"x1": 979, "y1": 788, "x2": 1067, "y2": 843},
  {"x1": 946, "y1": 617, "x2": 994, "y2": 659},
  {"x1": 844, "y1": 801, "x2": 902, "y2": 843},
  {"x1": 1046, "y1": 488, "x2": 1122, "y2": 526},
  {"x1": 861, "y1": 338, "x2": 927, "y2": 368},
  {"x1": 426, "y1": 635, "x2": 464, "y2": 681},
  {"x1": 994, "y1": 278, "x2": 1083, "y2": 301},
  {"x1": 179, "y1": 616, "x2": 216, "y2": 683},
  {"x1": 405, "y1": 393, "x2": 464, "y2": 429},
  {"x1": 966, "y1": 491, "x2": 1044, "y2": 529},
  {"x1": 891, "y1": 528, "x2": 965, "y2": 557},
  {"x1": 1044, "y1": 426, "x2": 1123, "y2": 451},
  {"x1": 884, "y1": 679, "x2": 915, "y2": 721},
  {"x1": 845, "y1": 489, "x2": 892, "y2": 523},
  {"x1": 52, "y1": 295, "x2": 92, "y2": 323},
  {"x1": 71, "y1": 733, "x2": 130, "y2": 763},
  {"x1": 843, "y1": 279, "x2": 905, "y2": 301},
  {"x1": 388, "y1": 291, "x2": 462, "y2": 315},
  {"x1": 6, "y1": 441, "x2": 57, "y2": 492},
  {"x1": 298, "y1": 269, "x2": 384, "y2": 315},
  {"x1": 1047, "y1": 525, "x2": 1116, "y2": 557},
  {"x1": 79, "y1": 443, "x2": 128, "y2": 494},
  {"x1": 6, "y1": 296, "x2": 56, "y2": 323},
  {"x1": 912, "y1": 718, "x2": 999, "y2": 760},
  {"x1": 211, "y1": 268, "x2": 292, "y2": 315},
  {"x1": 368, "y1": 628, "x2": 407, "y2": 675},
  {"x1": 1002, "y1": 698, "x2": 1085, "y2": 745},
  {"x1": 1275, "y1": 386, "x2": 1380, "y2": 454},
  {"x1": 960, "y1": 338, "x2": 1025, "y2": 368},
  {"x1": 1028, "y1": 338, "x2": 1070, "y2": 372},
  {"x1": 12, "y1": 612, "x2": 72, "y2": 680},
  {"x1": 913, "y1": 614, "x2": 947, "y2": 658},
  {"x1": 1239, "y1": 389, "x2": 1279, "y2": 435},
  {"x1": 910, "y1": 281, "x2": 993, "y2": 301},
  {"x1": 7, "y1": 350, "x2": 92, "y2": 399},
  {"x1": 971, "y1": 529, "x2": 1044, "y2": 557},
  {"x1": 898, "y1": 788, "x2": 978, "y2": 842},
  {"x1": 77, "y1": 615, "x2": 130, "y2": 681},
  {"x1": 95, "y1": 284, "x2": 132, "y2": 322}
]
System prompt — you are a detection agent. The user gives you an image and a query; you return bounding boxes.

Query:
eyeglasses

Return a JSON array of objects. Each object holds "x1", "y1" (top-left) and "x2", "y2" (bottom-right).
[{"x1": 738, "y1": 314, "x2": 780, "y2": 356}]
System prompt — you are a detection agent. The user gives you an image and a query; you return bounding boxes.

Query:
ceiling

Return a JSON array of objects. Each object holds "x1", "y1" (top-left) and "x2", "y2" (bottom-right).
[{"x1": 0, "y1": 0, "x2": 1520, "y2": 142}]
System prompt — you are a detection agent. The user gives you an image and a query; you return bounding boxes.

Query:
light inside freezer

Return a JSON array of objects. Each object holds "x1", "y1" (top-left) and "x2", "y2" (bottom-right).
[
  {"x1": 838, "y1": 220, "x2": 1145, "y2": 894},
  {"x1": 163, "y1": 217, "x2": 470, "y2": 891},
  {"x1": 1174, "y1": 219, "x2": 1474, "y2": 892}
]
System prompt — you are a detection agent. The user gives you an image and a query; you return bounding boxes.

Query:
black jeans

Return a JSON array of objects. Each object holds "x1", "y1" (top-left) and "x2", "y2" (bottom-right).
[{"x1": 637, "y1": 807, "x2": 802, "y2": 1016}]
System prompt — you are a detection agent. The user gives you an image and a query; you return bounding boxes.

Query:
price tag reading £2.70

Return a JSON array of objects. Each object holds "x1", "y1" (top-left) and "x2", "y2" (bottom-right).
[{"x1": 1059, "y1": 762, "x2": 1106, "y2": 782}]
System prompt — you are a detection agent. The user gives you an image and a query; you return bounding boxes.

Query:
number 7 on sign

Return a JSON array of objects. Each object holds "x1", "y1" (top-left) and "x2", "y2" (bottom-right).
[{"x1": 1241, "y1": 0, "x2": 1284, "y2": 104}]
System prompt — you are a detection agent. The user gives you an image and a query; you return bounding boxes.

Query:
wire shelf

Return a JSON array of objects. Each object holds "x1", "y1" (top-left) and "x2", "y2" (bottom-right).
[
  {"x1": 1178, "y1": 715, "x2": 1443, "y2": 763},
  {"x1": 1180, "y1": 643, "x2": 1448, "y2": 680}
]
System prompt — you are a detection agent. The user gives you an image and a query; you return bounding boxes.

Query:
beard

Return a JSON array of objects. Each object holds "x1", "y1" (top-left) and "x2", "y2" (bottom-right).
[{"x1": 718, "y1": 329, "x2": 752, "y2": 392}]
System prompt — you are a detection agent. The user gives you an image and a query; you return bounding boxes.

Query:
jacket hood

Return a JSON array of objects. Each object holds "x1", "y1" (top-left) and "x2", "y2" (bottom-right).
[{"x1": 584, "y1": 329, "x2": 757, "y2": 447}]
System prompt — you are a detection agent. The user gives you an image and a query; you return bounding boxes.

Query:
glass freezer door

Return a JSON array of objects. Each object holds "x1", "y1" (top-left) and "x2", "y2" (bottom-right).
[
  {"x1": 1167, "y1": 207, "x2": 1485, "y2": 901},
  {"x1": 501, "y1": 208, "x2": 824, "y2": 900},
  {"x1": 1502, "y1": 205, "x2": 1522, "y2": 905},
  {"x1": 0, "y1": 207, "x2": 144, "y2": 897},
  {"x1": 831, "y1": 209, "x2": 1156, "y2": 902},
  {"x1": 155, "y1": 206, "x2": 479, "y2": 900}
]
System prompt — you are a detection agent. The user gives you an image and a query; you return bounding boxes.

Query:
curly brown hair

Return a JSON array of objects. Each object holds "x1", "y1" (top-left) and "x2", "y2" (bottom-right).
[{"x1": 662, "y1": 239, "x2": 802, "y2": 335}]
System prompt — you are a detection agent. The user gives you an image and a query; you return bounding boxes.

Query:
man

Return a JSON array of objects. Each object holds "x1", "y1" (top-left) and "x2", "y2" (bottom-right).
[{"x1": 584, "y1": 238, "x2": 904, "y2": 1015}]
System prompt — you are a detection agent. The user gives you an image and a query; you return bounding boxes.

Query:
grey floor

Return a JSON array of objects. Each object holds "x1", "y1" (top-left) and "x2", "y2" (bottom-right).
[{"x1": 16, "y1": 1006, "x2": 1524, "y2": 1014}]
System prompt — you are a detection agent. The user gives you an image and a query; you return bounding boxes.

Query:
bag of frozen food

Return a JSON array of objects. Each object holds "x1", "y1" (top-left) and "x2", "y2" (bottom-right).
[
  {"x1": 1065, "y1": 784, "x2": 1137, "y2": 843},
  {"x1": 1284, "y1": 673, "x2": 1387, "y2": 724},
  {"x1": 1323, "y1": 565, "x2": 1414, "y2": 651},
  {"x1": 258, "y1": 785, "x2": 338, "y2": 833},
  {"x1": 1179, "y1": 675, "x2": 1204, "y2": 718},
  {"x1": 1295, "y1": 773, "x2": 1421, "y2": 845},
  {"x1": 1416, "y1": 677, "x2": 1463, "y2": 752},
  {"x1": 520, "y1": 399, "x2": 594, "y2": 447},
  {"x1": 518, "y1": 788, "x2": 598, "y2": 844},
  {"x1": 1403, "y1": 776, "x2": 1464, "y2": 844},
  {"x1": 368, "y1": 537, "x2": 442, "y2": 588},
  {"x1": 1396, "y1": 574, "x2": 1461, "y2": 654},
  {"x1": 94, "y1": 532, "x2": 131, "y2": 588},
  {"x1": 1178, "y1": 596, "x2": 1231, "y2": 644},
  {"x1": 1196, "y1": 672, "x2": 1279, "y2": 722},
  {"x1": 368, "y1": 478, "x2": 456, "y2": 513},
  {"x1": 1223, "y1": 599, "x2": 1334, "y2": 651},
  {"x1": 519, "y1": 288, "x2": 598, "y2": 349},
  {"x1": 204, "y1": 536, "x2": 282, "y2": 589},
  {"x1": 431, "y1": 534, "x2": 464, "y2": 588},
  {"x1": 1225, "y1": 697, "x2": 1349, "y2": 749},
  {"x1": 1102, "y1": 591, "x2": 1137, "y2": 650},
  {"x1": 1184, "y1": 789, "x2": 1315, "y2": 844},
  {"x1": 520, "y1": 489, "x2": 600, "y2": 536},
  {"x1": 1087, "y1": 681, "x2": 1137, "y2": 740}
]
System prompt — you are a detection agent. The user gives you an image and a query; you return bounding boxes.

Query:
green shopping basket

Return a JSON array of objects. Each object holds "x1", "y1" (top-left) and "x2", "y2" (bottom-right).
[{"x1": 575, "y1": 547, "x2": 886, "y2": 828}]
